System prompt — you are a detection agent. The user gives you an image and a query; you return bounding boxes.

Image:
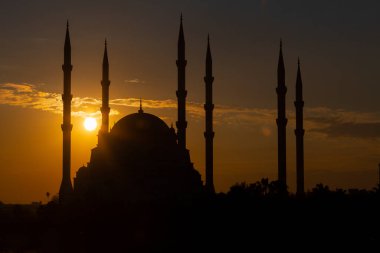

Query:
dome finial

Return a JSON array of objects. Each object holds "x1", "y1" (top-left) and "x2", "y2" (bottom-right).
[{"x1": 138, "y1": 98, "x2": 143, "y2": 113}]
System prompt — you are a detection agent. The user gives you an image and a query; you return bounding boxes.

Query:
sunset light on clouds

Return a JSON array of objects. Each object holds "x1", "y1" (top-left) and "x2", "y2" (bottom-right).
[{"x1": 1, "y1": 82, "x2": 380, "y2": 140}]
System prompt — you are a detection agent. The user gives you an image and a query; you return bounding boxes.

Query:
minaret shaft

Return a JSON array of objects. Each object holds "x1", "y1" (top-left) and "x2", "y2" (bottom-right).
[
  {"x1": 176, "y1": 15, "x2": 188, "y2": 150},
  {"x1": 99, "y1": 40, "x2": 110, "y2": 146},
  {"x1": 276, "y1": 41, "x2": 287, "y2": 187},
  {"x1": 59, "y1": 23, "x2": 73, "y2": 202},
  {"x1": 295, "y1": 59, "x2": 304, "y2": 196},
  {"x1": 204, "y1": 36, "x2": 215, "y2": 193}
]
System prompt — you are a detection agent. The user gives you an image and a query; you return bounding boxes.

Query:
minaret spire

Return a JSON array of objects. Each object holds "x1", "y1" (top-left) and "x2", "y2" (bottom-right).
[
  {"x1": 59, "y1": 21, "x2": 74, "y2": 203},
  {"x1": 139, "y1": 98, "x2": 144, "y2": 113},
  {"x1": 99, "y1": 39, "x2": 111, "y2": 147},
  {"x1": 295, "y1": 58, "x2": 305, "y2": 197},
  {"x1": 204, "y1": 34, "x2": 215, "y2": 194},
  {"x1": 176, "y1": 14, "x2": 187, "y2": 150},
  {"x1": 276, "y1": 40, "x2": 287, "y2": 190}
]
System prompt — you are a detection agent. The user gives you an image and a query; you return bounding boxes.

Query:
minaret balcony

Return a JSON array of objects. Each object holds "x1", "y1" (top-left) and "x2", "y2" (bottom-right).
[
  {"x1": 176, "y1": 90, "x2": 188, "y2": 97},
  {"x1": 204, "y1": 104, "x2": 214, "y2": 110},
  {"x1": 276, "y1": 86, "x2": 287, "y2": 94},
  {"x1": 176, "y1": 59, "x2": 187, "y2": 67},
  {"x1": 62, "y1": 64, "x2": 73, "y2": 71}
]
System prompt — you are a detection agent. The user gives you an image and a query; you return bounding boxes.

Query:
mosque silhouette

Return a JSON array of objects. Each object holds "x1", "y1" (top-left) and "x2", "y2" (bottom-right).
[
  {"x1": 2, "y1": 16, "x2": 379, "y2": 253},
  {"x1": 58, "y1": 16, "x2": 305, "y2": 204}
]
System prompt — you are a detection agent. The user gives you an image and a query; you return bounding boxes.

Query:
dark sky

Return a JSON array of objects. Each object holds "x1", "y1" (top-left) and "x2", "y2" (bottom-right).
[{"x1": 1, "y1": 0, "x2": 380, "y2": 202}]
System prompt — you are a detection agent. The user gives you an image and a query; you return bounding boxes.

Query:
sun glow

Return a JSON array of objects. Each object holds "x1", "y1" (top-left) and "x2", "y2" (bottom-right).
[{"x1": 83, "y1": 117, "x2": 97, "y2": 131}]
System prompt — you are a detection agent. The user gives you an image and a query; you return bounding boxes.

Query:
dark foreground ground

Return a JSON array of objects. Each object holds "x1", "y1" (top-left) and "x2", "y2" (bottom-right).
[{"x1": 1, "y1": 184, "x2": 379, "y2": 252}]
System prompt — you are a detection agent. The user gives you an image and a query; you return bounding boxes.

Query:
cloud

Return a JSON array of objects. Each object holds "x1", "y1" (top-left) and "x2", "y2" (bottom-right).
[
  {"x1": 0, "y1": 83, "x2": 62, "y2": 113},
  {"x1": 304, "y1": 107, "x2": 380, "y2": 139},
  {"x1": 316, "y1": 122, "x2": 380, "y2": 139},
  {"x1": 0, "y1": 83, "x2": 115, "y2": 118},
  {"x1": 110, "y1": 98, "x2": 176, "y2": 109},
  {"x1": 124, "y1": 78, "x2": 145, "y2": 85},
  {"x1": 1, "y1": 83, "x2": 380, "y2": 139}
]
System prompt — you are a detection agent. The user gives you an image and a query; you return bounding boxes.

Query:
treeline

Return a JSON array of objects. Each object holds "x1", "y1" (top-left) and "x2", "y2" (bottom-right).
[
  {"x1": 0, "y1": 180, "x2": 379, "y2": 252},
  {"x1": 226, "y1": 178, "x2": 379, "y2": 199}
]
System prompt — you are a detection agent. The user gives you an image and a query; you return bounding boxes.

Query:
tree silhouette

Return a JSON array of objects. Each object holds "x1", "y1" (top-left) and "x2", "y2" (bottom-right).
[{"x1": 260, "y1": 178, "x2": 269, "y2": 196}]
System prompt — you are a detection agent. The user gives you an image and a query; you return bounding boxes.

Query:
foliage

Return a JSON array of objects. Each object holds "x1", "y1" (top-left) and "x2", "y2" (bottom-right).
[{"x1": 0, "y1": 180, "x2": 378, "y2": 251}]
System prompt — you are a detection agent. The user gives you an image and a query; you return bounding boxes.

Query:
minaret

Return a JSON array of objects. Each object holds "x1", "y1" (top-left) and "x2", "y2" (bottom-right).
[
  {"x1": 139, "y1": 98, "x2": 143, "y2": 113},
  {"x1": 204, "y1": 35, "x2": 215, "y2": 194},
  {"x1": 59, "y1": 21, "x2": 74, "y2": 202},
  {"x1": 276, "y1": 40, "x2": 287, "y2": 188},
  {"x1": 99, "y1": 39, "x2": 110, "y2": 146},
  {"x1": 176, "y1": 14, "x2": 188, "y2": 150},
  {"x1": 294, "y1": 58, "x2": 305, "y2": 196}
]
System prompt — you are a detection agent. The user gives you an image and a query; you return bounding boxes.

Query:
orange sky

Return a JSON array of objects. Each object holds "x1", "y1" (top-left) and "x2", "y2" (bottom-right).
[{"x1": 0, "y1": 83, "x2": 379, "y2": 203}]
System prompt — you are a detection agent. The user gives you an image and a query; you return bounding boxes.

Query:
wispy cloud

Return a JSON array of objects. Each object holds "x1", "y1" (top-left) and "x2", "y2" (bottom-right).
[
  {"x1": 0, "y1": 83, "x2": 118, "y2": 118},
  {"x1": 1, "y1": 83, "x2": 380, "y2": 139},
  {"x1": 315, "y1": 122, "x2": 380, "y2": 139},
  {"x1": 305, "y1": 107, "x2": 380, "y2": 139},
  {"x1": 110, "y1": 98, "x2": 176, "y2": 109},
  {"x1": 124, "y1": 78, "x2": 145, "y2": 85},
  {"x1": 0, "y1": 83, "x2": 62, "y2": 113}
]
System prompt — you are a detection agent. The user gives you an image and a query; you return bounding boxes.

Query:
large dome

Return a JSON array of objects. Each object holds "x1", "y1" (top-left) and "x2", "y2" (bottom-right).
[{"x1": 110, "y1": 111, "x2": 175, "y2": 145}]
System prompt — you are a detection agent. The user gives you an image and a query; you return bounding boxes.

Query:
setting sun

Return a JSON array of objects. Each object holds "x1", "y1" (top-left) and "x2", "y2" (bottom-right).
[{"x1": 83, "y1": 117, "x2": 97, "y2": 131}]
